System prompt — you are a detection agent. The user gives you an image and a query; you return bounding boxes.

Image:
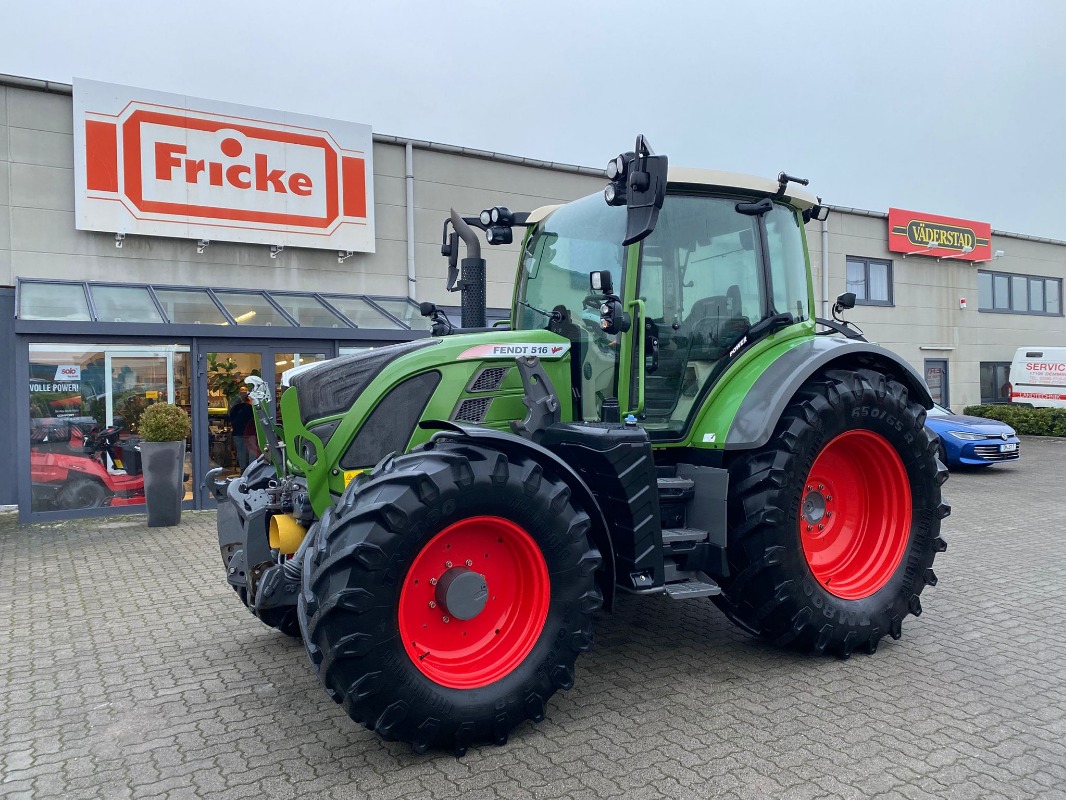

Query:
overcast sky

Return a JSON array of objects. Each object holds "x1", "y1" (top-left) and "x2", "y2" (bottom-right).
[{"x1": 4, "y1": 1, "x2": 1065, "y2": 240}]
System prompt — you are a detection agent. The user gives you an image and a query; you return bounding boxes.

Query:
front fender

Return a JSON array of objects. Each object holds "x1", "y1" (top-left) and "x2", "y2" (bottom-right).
[{"x1": 419, "y1": 420, "x2": 617, "y2": 611}]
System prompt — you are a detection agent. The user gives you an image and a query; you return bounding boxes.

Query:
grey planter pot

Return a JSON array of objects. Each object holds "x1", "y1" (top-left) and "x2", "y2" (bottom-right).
[{"x1": 140, "y1": 440, "x2": 186, "y2": 527}]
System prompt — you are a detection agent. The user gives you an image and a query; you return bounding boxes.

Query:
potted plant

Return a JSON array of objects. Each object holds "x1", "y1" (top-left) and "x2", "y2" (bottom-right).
[{"x1": 138, "y1": 402, "x2": 191, "y2": 527}]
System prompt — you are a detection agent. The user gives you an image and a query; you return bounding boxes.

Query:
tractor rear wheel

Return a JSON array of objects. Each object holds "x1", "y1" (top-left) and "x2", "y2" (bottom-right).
[
  {"x1": 298, "y1": 441, "x2": 602, "y2": 754},
  {"x1": 716, "y1": 368, "x2": 949, "y2": 657}
]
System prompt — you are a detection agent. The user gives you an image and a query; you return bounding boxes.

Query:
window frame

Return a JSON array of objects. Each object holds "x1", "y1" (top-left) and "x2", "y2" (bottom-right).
[
  {"x1": 979, "y1": 361, "x2": 1012, "y2": 405},
  {"x1": 845, "y1": 256, "x2": 894, "y2": 306},
  {"x1": 977, "y1": 269, "x2": 1063, "y2": 316}
]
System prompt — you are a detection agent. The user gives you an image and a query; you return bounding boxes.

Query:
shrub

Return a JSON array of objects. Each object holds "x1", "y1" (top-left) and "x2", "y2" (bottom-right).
[
  {"x1": 962, "y1": 404, "x2": 1066, "y2": 437},
  {"x1": 138, "y1": 403, "x2": 192, "y2": 442}
]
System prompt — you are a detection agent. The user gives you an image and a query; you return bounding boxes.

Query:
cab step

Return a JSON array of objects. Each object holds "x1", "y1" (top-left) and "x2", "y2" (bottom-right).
[
  {"x1": 663, "y1": 578, "x2": 722, "y2": 600},
  {"x1": 656, "y1": 476, "x2": 695, "y2": 496},
  {"x1": 661, "y1": 527, "x2": 709, "y2": 547}
]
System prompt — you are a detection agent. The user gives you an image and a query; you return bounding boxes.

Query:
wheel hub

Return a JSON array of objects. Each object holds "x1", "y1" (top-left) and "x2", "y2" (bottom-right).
[
  {"x1": 801, "y1": 488, "x2": 827, "y2": 525},
  {"x1": 435, "y1": 567, "x2": 489, "y2": 621}
]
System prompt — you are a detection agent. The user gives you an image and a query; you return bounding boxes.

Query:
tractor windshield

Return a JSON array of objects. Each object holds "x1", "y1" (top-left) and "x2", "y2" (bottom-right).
[
  {"x1": 515, "y1": 194, "x2": 626, "y2": 331},
  {"x1": 515, "y1": 193, "x2": 627, "y2": 421}
]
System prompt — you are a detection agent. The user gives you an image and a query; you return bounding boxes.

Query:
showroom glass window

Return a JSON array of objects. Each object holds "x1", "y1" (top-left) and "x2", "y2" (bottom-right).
[
  {"x1": 980, "y1": 362, "x2": 1012, "y2": 404},
  {"x1": 28, "y1": 344, "x2": 191, "y2": 513},
  {"x1": 845, "y1": 257, "x2": 893, "y2": 305},
  {"x1": 977, "y1": 270, "x2": 1063, "y2": 315}
]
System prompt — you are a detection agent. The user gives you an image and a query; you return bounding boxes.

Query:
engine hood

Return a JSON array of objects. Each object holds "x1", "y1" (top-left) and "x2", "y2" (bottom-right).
[{"x1": 289, "y1": 339, "x2": 439, "y2": 425}]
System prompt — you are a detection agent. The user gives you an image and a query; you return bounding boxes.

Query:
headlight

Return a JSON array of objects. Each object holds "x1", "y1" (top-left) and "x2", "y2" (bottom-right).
[{"x1": 948, "y1": 430, "x2": 987, "y2": 440}]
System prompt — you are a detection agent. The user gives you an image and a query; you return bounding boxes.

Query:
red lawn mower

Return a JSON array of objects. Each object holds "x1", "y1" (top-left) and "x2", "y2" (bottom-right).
[{"x1": 30, "y1": 419, "x2": 145, "y2": 510}]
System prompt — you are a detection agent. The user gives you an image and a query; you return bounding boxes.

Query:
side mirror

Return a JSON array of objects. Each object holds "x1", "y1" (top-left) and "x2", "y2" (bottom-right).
[
  {"x1": 835, "y1": 292, "x2": 856, "y2": 310},
  {"x1": 604, "y1": 134, "x2": 668, "y2": 246},
  {"x1": 589, "y1": 270, "x2": 613, "y2": 295},
  {"x1": 803, "y1": 204, "x2": 831, "y2": 223}
]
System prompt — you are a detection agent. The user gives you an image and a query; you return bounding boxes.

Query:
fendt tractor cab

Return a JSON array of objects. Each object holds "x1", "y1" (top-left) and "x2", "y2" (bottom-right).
[{"x1": 211, "y1": 136, "x2": 949, "y2": 754}]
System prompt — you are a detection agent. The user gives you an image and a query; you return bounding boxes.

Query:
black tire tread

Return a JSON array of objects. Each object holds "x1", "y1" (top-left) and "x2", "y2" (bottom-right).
[
  {"x1": 299, "y1": 441, "x2": 601, "y2": 753},
  {"x1": 715, "y1": 367, "x2": 948, "y2": 657}
]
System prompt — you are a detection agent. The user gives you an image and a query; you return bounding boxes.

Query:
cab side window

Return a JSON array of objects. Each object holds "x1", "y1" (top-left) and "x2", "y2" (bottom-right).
[{"x1": 637, "y1": 195, "x2": 764, "y2": 434}]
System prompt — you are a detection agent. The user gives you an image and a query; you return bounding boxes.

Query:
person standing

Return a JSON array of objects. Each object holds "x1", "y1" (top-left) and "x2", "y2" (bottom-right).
[{"x1": 228, "y1": 388, "x2": 257, "y2": 470}]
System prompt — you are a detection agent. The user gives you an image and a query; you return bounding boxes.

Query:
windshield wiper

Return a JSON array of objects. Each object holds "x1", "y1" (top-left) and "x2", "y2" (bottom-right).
[
  {"x1": 747, "y1": 312, "x2": 794, "y2": 339},
  {"x1": 518, "y1": 300, "x2": 563, "y2": 323}
]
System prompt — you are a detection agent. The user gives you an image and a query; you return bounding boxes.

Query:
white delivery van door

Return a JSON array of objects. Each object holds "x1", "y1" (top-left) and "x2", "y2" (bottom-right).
[{"x1": 1010, "y1": 347, "x2": 1066, "y2": 408}]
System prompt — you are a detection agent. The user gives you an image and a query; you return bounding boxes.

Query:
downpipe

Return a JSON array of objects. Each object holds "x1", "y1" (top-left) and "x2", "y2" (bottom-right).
[{"x1": 406, "y1": 142, "x2": 417, "y2": 300}]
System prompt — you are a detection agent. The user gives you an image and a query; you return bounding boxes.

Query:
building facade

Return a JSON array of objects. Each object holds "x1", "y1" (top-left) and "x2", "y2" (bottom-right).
[
  {"x1": 2, "y1": 74, "x2": 1064, "y2": 519},
  {"x1": 807, "y1": 210, "x2": 1064, "y2": 410}
]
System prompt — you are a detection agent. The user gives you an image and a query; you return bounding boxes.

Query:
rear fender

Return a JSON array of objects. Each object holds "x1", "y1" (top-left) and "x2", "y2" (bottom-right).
[
  {"x1": 725, "y1": 338, "x2": 933, "y2": 450},
  {"x1": 419, "y1": 420, "x2": 617, "y2": 611}
]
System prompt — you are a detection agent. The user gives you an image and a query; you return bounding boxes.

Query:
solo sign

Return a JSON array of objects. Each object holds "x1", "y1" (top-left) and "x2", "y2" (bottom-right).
[
  {"x1": 72, "y1": 79, "x2": 375, "y2": 252},
  {"x1": 888, "y1": 208, "x2": 991, "y2": 261}
]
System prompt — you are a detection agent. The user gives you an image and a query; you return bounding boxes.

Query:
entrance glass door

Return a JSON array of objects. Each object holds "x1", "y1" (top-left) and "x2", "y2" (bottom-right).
[
  {"x1": 105, "y1": 349, "x2": 193, "y2": 502},
  {"x1": 194, "y1": 341, "x2": 334, "y2": 506},
  {"x1": 204, "y1": 350, "x2": 264, "y2": 480},
  {"x1": 925, "y1": 359, "x2": 949, "y2": 407}
]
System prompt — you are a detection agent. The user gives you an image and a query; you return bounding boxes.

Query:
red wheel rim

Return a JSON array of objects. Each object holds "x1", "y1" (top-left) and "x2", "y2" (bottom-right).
[
  {"x1": 398, "y1": 516, "x2": 550, "y2": 689},
  {"x1": 799, "y1": 430, "x2": 912, "y2": 600}
]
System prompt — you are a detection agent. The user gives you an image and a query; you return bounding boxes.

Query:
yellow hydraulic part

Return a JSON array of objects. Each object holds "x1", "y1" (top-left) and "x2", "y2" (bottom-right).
[{"x1": 268, "y1": 513, "x2": 307, "y2": 556}]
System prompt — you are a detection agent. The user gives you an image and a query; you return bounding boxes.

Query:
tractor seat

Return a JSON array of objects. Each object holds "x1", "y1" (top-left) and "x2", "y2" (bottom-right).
[{"x1": 682, "y1": 289, "x2": 749, "y2": 362}]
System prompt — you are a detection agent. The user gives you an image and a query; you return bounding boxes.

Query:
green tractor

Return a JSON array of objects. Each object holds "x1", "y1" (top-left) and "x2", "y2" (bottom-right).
[{"x1": 211, "y1": 136, "x2": 948, "y2": 754}]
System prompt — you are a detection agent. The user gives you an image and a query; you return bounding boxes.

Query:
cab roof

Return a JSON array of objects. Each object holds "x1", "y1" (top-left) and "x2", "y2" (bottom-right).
[
  {"x1": 527, "y1": 166, "x2": 820, "y2": 224},
  {"x1": 667, "y1": 167, "x2": 820, "y2": 210}
]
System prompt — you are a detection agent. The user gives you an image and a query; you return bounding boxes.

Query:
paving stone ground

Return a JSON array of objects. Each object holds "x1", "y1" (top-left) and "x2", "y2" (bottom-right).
[{"x1": 2, "y1": 437, "x2": 1065, "y2": 800}]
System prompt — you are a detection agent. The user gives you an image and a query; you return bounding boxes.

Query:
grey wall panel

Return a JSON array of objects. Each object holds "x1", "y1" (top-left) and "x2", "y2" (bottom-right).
[
  {"x1": 9, "y1": 162, "x2": 74, "y2": 212},
  {"x1": 8, "y1": 127, "x2": 72, "y2": 168},
  {"x1": 0, "y1": 158, "x2": 10, "y2": 207},
  {"x1": 7, "y1": 88, "x2": 72, "y2": 134},
  {"x1": 413, "y1": 180, "x2": 589, "y2": 218},
  {"x1": 414, "y1": 149, "x2": 601, "y2": 197},
  {"x1": 0, "y1": 190, "x2": 11, "y2": 283},
  {"x1": 0, "y1": 288, "x2": 15, "y2": 504},
  {"x1": 373, "y1": 173, "x2": 406, "y2": 208},
  {"x1": 10, "y1": 207, "x2": 87, "y2": 253},
  {"x1": 373, "y1": 201, "x2": 408, "y2": 243},
  {"x1": 373, "y1": 142, "x2": 405, "y2": 177}
]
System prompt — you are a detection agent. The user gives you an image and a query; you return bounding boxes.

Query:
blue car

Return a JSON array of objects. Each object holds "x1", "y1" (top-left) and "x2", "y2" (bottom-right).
[{"x1": 925, "y1": 403, "x2": 1021, "y2": 467}]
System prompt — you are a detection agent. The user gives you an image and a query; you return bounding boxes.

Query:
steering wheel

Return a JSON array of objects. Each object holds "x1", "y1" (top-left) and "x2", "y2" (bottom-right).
[{"x1": 582, "y1": 293, "x2": 605, "y2": 311}]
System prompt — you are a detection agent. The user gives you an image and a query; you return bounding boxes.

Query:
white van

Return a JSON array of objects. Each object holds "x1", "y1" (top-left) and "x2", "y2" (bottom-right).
[{"x1": 1010, "y1": 347, "x2": 1066, "y2": 408}]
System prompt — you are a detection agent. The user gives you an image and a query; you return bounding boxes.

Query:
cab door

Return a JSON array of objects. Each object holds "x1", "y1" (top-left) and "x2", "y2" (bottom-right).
[{"x1": 627, "y1": 194, "x2": 766, "y2": 438}]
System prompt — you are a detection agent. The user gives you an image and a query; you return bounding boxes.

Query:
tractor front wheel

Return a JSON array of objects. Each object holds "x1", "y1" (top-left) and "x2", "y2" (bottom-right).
[
  {"x1": 298, "y1": 442, "x2": 602, "y2": 754},
  {"x1": 716, "y1": 368, "x2": 949, "y2": 657}
]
